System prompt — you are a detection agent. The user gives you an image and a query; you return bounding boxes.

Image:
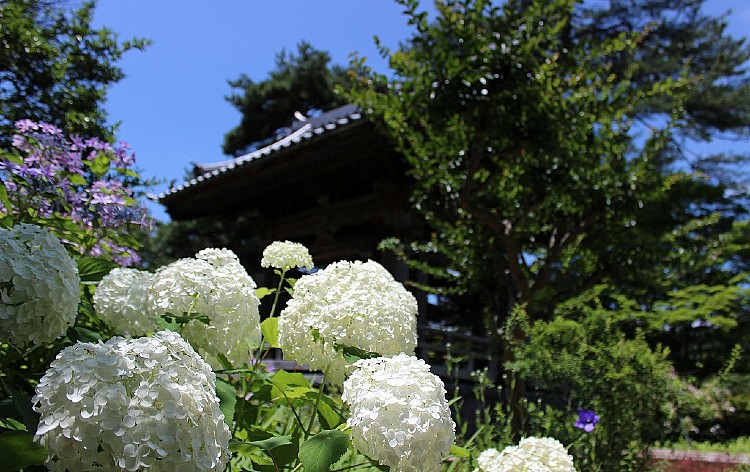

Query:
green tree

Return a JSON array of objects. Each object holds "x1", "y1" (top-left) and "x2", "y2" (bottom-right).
[
  {"x1": 223, "y1": 41, "x2": 350, "y2": 156},
  {"x1": 0, "y1": 0, "x2": 148, "y2": 147},
  {"x1": 572, "y1": 0, "x2": 750, "y2": 143},
  {"x1": 346, "y1": 0, "x2": 749, "y2": 436}
]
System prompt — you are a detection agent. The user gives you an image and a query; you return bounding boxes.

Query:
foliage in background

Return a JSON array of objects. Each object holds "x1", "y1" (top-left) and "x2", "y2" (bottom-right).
[
  {"x1": 0, "y1": 0, "x2": 149, "y2": 148},
  {"x1": 345, "y1": 0, "x2": 750, "y2": 439},
  {"x1": 0, "y1": 120, "x2": 152, "y2": 266},
  {"x1": 508, "y1": 303, "x2": 675, "y2": 470},
  {"x1": 223, "y1": 41, "x2": 351, "y2": 156}
]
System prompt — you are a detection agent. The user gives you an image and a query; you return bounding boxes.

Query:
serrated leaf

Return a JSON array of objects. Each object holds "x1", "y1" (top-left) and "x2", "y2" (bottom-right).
[
  {"x1": 256, "y1": 287, "x2": 274, "y2": 300},
  {"x1": 0, "y1": 430, "x2": 47, "y2": 471},
  {"x1": 260, "y1": 317, "x2": 279, "y2": 348},
  {"x1": 215, "y1": 378, "x2": 237, "y2": 427},
  {"x1": 299, "y1": 430, "x2": 349, "y2": 472}
]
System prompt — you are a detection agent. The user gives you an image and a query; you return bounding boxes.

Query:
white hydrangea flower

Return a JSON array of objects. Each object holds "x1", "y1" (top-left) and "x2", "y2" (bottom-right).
[
  {"x1": 278, "y1": 260, "x2": 417, "y2": 385},
  {"x1": 342, "y1": 354, "x2": 455, "y2": 472},
  {"x1": 474, "y1": 437, "x2": 577, "y2": 472},
  {"x1": 147, "y1": 248, "x2": 261, "y2": 368},
  {"x1": 0, "y1": 223, "x2": 79, "y2": 347},
  {"x1": 475, "y1": 448, "x2": 503, "y2": 472},
  {"x1": 32, "y1": 330, "x2": 230, "y2": 472},
  {"x1": 260, "y1": 240, "x2": 314, "y2": 271},
  {"x1": 94, "y1": 268, "x2": 156, "y2": 336}
]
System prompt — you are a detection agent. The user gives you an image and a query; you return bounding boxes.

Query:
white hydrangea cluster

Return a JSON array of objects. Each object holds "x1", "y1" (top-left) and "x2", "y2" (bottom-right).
[
  {"x1": 474, "y1": 437, "x2": 577, "y2": 472},
  {"x1": 342, "y1": 354, "x2": 455, "y2": 472},
  {"x1": 0, "y1": 223, "x2": 79, "y2": 347},
  {"x1": 278, "y1": 260, "x2": 418, "y2": 384},
  {"x1": 94, "y1": 268, "x2": 155, "y2": 336},
  {"x1": 32, "y1": 330, "x2": 230, "y2": 472},
  {"x1": 147, "y1": 248, "x2": 261, "y2": 368},
  {"x1": 260, "y1": 240, "x2": 314, "y2": 271}
]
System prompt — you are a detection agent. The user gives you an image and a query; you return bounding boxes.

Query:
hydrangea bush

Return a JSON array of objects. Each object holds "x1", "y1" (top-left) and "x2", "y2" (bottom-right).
[
  {"x1": 2, "y1": 223, "x2": 583, "y2": 471},
  {"x1": 342, "y1": 354, "x2": 456, "y2": 471},
  {"x1": 261, "y1": 240, "x2": 314, "y2": 271},
  {"x1": 32, "y1": 330, "x2": 230, "y2": 471},
  {"x1": 278, "y1": 259, "x2": 418, "y2": 385},
  {"x1": 93, "y1": 267, "x2": 155, "y2": 336},
  {"x1": 146, "y1": 248, "x2": 261, "y2": 369},
  {"x1": 0, "y1": 223, "x2": 80, "y2": 347}
]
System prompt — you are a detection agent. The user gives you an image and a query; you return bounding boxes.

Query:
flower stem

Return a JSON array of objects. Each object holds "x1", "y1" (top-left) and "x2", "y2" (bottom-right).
[
  {"x1": 269, "y1": 268, "x2": 287, "y2": 319},
  {"x1": 304, "y1": 367, "x2": 329, "y2": 440}
]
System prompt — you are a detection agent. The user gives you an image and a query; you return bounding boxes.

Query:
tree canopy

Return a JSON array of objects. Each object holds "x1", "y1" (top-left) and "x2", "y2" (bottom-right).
[
  {"x1": 223, "y1": 41, "x2": 350, "y2": 156},
  {"x1": 345, "y1": 0, "x2": 750, "y2": 434},
  {"x1": 0, "y1": 0, "x2": 148, "y2": 148}
]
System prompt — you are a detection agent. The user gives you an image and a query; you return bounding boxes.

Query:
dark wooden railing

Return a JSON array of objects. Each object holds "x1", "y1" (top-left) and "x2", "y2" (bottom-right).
[
  {"x1": 416, "y1": 325, "x2": 497, "y2": 382},
  {"x1": 262, "y1": 325, "x2": 497, "y2": 384}
]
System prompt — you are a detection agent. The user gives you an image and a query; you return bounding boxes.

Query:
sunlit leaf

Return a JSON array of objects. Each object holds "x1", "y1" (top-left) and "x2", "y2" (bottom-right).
[{"x1": 299, "y1": 430, "x2": 349, "y2": 472}]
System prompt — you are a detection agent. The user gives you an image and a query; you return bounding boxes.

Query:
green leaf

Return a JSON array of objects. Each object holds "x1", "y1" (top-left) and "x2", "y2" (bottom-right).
[
  {"x1": 215, "y1": 352, "x2": 233, "y2": 371},
  {"x1": 246, "y1": 435, "x2": 293, "y2": 451},
  {"x1": 86, "y1": 152, "x2": 111, "y2": 177},
  {"x1": 215, "y1": 378, "x2": 237, "y2": 427},
  {"x1": 298, "y1": 430, "x2": 349, "y2": 472},
  {"x1": 276, "y1": 386, "x2": 318, "y2": 401},
  {"x1": 67, "y1": 173, "x2": 87, "y2": 186},
  {"x1": 70, "y1": 326, "x2": 102, "y2": 343},
  {"x1": 271, "y1": 370, "x2": 310, "y2": 389},
  {"x1": 256, "y1": 287, "x2": 274, "y2": 300},
  {"x1": 449, "y1": 444, "x2": 471, "y2": 458},
  {"x1": 335, "y1": 344, "x2": 381, "y2": 363},
  {"x1": 260, "y1": 317, "x2": 279, "y2": 348},
  {"x1": 0, "y1": 430, "x2": 47, "y2": 471},
  {"x1": 76, "y1": 256, "x2": 118, "y2": 283},
  {"x1": 2, "y1": 382, "x2": 39, "y2": 433},
  {"x1": 0, "y1": 180, "x2": 10, "y2": 211},
  {"x1": 317, "y1": 399, "x2": 345, "y2": 430}
]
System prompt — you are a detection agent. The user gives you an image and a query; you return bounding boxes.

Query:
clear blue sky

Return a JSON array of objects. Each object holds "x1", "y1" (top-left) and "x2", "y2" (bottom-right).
[{"x1": 92, "y1": 1, "x2": 750, "y2": 222}]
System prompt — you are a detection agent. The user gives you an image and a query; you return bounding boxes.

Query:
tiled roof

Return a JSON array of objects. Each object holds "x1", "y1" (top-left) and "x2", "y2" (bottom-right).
[{"x1": 157, "y1": 104, "x2": 363, "y2": 200}]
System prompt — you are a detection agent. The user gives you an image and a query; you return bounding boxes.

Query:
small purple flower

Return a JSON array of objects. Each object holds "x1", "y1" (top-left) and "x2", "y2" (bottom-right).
[
  {"x1": 39, "y1": 123, "x2": 62, "y2": 135},
  {"x1": 575, "y1": 408, "x2": 600, "y2": 432},
  {"x1": 15, "y1": 119, "x2": 38, "y2": 133}
]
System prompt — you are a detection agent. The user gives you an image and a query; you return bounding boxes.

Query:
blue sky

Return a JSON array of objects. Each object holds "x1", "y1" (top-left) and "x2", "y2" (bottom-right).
[{"x1": 92, "y1": 1, "x2": 750, "y2": 222}]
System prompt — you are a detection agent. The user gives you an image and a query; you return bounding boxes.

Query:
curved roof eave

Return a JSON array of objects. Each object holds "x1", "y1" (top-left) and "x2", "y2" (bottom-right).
[{"x1": 157, "y1": 105, "x2": 364, "y2": 202}]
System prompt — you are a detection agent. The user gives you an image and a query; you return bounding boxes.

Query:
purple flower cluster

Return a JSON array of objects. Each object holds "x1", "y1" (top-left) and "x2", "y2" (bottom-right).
[{"x1": 1, "y1": 120, "x2": 152, "y2": 266}]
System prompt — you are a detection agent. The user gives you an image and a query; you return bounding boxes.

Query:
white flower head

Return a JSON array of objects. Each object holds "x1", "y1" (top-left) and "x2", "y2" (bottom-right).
[
  {"x1": 474, "y1": 437, "x2": 577, "y2": 472},
  {"x1": 94, "y1": 268, "x2": 155, "y2": 336},
  {"x1": 342, "y1": 354, "x2": 455, "y2": 472},
  {"x1": 0, "y1": 223, "x2": 79, "y2": 347},
  {"x1": 278, "y1": 260, "x2": 418, "y2": 385},
  {"x1": 32, "y1": 330, "x2": 230, "y2": 472},
  {"x1": 260, "y1": 240, "x2": 314, "y2": 271},
  {"x1": 147, "y1": 248, "x2": 260, "y2": 368}
]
